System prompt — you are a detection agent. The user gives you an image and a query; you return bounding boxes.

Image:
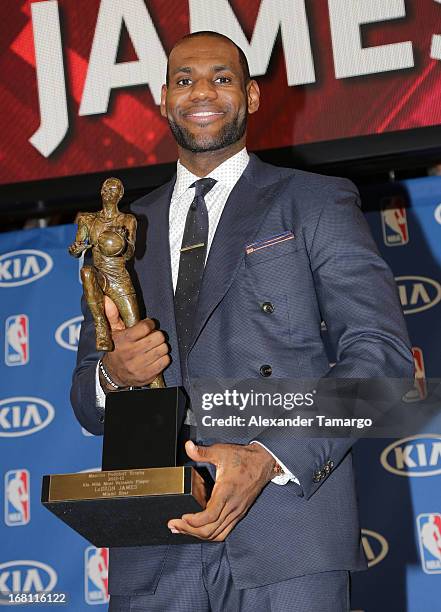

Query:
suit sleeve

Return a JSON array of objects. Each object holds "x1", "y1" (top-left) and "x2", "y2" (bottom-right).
[
  {"x1": 254, "y1": 179, "x2": 414, "y2": 499},
  {"x1": 70, "y1": 294, "x2": 105, "y2": 435}
]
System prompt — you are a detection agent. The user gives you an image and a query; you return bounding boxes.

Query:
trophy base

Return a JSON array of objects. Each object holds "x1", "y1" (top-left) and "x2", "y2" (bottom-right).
[{"x1": 41, "y1": 466, "x2": 205, "y2": 546}]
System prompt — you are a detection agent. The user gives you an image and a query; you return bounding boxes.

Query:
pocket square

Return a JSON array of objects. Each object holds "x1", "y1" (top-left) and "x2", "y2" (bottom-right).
[{"x1": 245, "y1": 231, "x2": 295, "y2": 255}]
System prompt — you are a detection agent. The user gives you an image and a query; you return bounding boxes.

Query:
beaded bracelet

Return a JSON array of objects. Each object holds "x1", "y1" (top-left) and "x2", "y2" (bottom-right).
[{"x1": 98, "y1": 358, "x2": 121, "y2": 390}]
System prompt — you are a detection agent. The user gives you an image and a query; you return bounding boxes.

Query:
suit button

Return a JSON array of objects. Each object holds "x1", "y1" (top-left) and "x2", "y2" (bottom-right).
[
  {"x1": 313, "y1": 470, "x2": 323, "y2": 483},
  {"x1": 325, "y1": 460, "x2": 334, "y2": 473},
  {"x1": 261, "y1": 302, "x2": 275, "y2": 314},
  {"x1": 99, "y1": 415, "x2": 104, "y2": 424},
  {"x1": 260, "y1": 364, "x2": 272, "y2": 377}
]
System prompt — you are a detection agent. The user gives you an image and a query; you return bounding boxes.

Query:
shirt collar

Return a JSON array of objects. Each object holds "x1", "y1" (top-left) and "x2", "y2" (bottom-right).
[{"x1": 173, "y1": 148, "x2": 249, "y2": 201}]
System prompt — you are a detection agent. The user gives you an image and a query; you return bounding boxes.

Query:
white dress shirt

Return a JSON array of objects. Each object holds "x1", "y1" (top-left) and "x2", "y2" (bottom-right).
[{"x1": 95, "y1": 148, "x2": 297, "y2": 485}]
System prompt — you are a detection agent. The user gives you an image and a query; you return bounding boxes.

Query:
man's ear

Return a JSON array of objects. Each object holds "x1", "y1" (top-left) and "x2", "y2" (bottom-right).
[
  {"x1": 160, "y1": 84, "x2": 167, "y2": 118},
  {"x1": 247, "y1": 80, "x2": 260, "y2": 115}
]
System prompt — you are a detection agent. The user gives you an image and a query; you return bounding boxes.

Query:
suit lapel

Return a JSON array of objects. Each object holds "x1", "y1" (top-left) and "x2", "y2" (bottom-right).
[{"x1": 189, "y1": 157, "x2": 277, "y2": 352}]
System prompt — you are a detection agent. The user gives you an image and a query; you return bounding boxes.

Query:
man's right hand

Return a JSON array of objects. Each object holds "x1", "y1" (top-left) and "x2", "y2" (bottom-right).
[{"x1": 100, "y1": 296, "x2": 170, "y2": 389}]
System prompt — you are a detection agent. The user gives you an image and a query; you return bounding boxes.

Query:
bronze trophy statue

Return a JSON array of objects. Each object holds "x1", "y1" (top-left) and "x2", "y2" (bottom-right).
[
  {"x1": 68, "y1": 177, "x2": 163, "y2": 388},
  {"x1": 41, "y1": 178, "x2": 209, "y2": 548}
]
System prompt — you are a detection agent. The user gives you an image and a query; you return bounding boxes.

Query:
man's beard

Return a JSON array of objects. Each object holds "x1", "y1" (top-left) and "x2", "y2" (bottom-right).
[{"x1": 167, "y1": 110, "x2": 247, "y2": 153}]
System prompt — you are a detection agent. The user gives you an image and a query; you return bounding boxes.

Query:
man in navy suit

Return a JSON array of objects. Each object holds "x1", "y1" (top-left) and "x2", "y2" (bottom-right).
[{"x1": 71, "y1": 32, "x2": 413, "y2": 611}]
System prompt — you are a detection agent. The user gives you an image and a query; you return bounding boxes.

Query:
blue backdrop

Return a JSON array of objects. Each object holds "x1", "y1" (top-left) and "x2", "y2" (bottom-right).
[{"x1": 0, "y1": 176, "x2": 440, "y2": 611}]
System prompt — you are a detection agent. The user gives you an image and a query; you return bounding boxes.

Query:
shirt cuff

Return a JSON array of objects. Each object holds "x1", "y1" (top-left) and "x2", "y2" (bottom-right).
[
  {"x1": 95, "y1": 360, "x2": 106, "y2": 409},
  {"x1": 249, "y1": 441, "x2": 300, "y2": 486}
]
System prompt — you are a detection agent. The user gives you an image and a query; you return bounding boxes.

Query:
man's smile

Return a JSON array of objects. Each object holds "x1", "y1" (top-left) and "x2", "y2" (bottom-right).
[{"x1": 183, "y1": 110, "x2": 226, "y2": 124}]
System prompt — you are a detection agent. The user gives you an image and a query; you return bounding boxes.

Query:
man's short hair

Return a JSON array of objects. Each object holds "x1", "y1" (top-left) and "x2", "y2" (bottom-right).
[{"x1": 166, "y1": 31, "x2": 251, "y2": 86}]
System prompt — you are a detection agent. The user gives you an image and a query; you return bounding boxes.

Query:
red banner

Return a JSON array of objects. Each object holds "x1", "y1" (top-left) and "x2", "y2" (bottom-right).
[{"x1": 1, "y1": 0, "x2": 441, "y2": 185}]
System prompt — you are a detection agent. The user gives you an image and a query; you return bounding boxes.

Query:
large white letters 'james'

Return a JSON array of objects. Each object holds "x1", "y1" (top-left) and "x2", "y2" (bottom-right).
[
  {"x1": 30, "y1": 0, "x2": 439, "y2": 158},
  {"x1": 189, "y1": 0, "x2": 316, "y2": 86},
  {"x1": 328, "y1": 0, "x2": 414, "y2": 78},
  {"x1": 79, "y1": 0, "x2": 166, "y2": 115},
  {"x1": 29, "y1": 1, "x2": 68, "y2": 157}
]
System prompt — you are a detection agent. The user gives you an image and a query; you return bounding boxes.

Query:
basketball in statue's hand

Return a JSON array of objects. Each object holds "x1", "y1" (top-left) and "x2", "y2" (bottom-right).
[{"x1": 98, "y1": 230, "x2": 126, "y2": 256}]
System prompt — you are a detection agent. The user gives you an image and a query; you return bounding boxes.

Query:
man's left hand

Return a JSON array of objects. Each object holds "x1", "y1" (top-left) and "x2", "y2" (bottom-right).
[{"x1": 168, "y1": 440, "x2": 276, "y2": 541}]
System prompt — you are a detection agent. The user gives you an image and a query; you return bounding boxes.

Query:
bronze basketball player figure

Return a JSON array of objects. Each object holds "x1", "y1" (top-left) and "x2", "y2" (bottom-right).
[
  {"x1": 69, "y1": 178, "x2": 164, "y2": 389},
  {"x1": 69, "y1": 177, "x2": 140, "y2": 356}
]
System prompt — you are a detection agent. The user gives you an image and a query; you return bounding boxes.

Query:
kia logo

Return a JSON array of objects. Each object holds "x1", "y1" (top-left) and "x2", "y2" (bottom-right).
[
  {"x1": 361, "y1": 529, "x2": 389, "y2": 568},
  {"x1": 55, "y1": 316, "x2": 83, "y2": 351},
  {"x1": 0, "y1": 250, "x2": 53, "y2": 287},
  {"x1": 0, "y1": 397, "x2": 55, "y2": 437},
  {"x1": 396, "y1": 276, "x2": 441, "y2": 314},
  {"x1": 0, "y1": 561, "x2": 57, "y2": 604},
  {"x1": 380, "y1": 435, "x2": 441, "y2": 477}
]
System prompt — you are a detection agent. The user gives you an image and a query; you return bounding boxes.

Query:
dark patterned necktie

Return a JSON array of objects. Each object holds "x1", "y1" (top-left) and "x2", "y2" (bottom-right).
[{"x1": 174, "y1": 177, "x2": 217, "y2": 358}]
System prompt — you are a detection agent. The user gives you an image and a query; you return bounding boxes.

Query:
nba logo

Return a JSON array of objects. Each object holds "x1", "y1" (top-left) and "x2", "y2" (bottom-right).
[
  {"x1": 5, "y1": 315, "x2": 29, "y2": 366},
  {"x1": 381, "y1": 197, "x2": 409, "y2": 246},
  {"x1": 85, "y1": 547, "x2": 109, "y2": 604},
  {"x1": 417, "y1": 513, "x2": 441, "y2": 574},
  {"x1": 403, "y1": 347, "x2": 427, "y2": 402},
  {"x1": 4, "y1": 469, "x2": 30, "y2": 526}
]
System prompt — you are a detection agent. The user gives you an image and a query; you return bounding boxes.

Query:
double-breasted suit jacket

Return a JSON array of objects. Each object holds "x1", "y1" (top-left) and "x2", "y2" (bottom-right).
[{"x1": 71, "y1": 154, "x2": 414, "y2": 596}]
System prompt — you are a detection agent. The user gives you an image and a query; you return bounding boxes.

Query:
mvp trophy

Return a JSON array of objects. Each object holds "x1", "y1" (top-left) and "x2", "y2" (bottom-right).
[{"x1": 41, "y1": 178, "x2": 209, "y2": 546}]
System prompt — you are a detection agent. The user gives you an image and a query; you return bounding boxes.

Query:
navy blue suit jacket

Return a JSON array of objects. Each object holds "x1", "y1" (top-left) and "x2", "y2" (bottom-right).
[{"x1": 71, "y1": 155, "x2": 414, "y2": 595}]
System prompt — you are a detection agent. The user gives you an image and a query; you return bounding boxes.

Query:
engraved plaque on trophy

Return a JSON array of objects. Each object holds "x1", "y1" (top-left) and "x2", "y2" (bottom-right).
[{"x1": 41, "y1": 178, "x2": 211, "y2": 547}]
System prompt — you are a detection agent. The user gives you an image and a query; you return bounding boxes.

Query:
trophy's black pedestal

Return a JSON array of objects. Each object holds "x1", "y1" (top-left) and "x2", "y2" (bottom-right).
[{"x1": 42, "y1": 388, "x2": 209, "y2": 546}]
